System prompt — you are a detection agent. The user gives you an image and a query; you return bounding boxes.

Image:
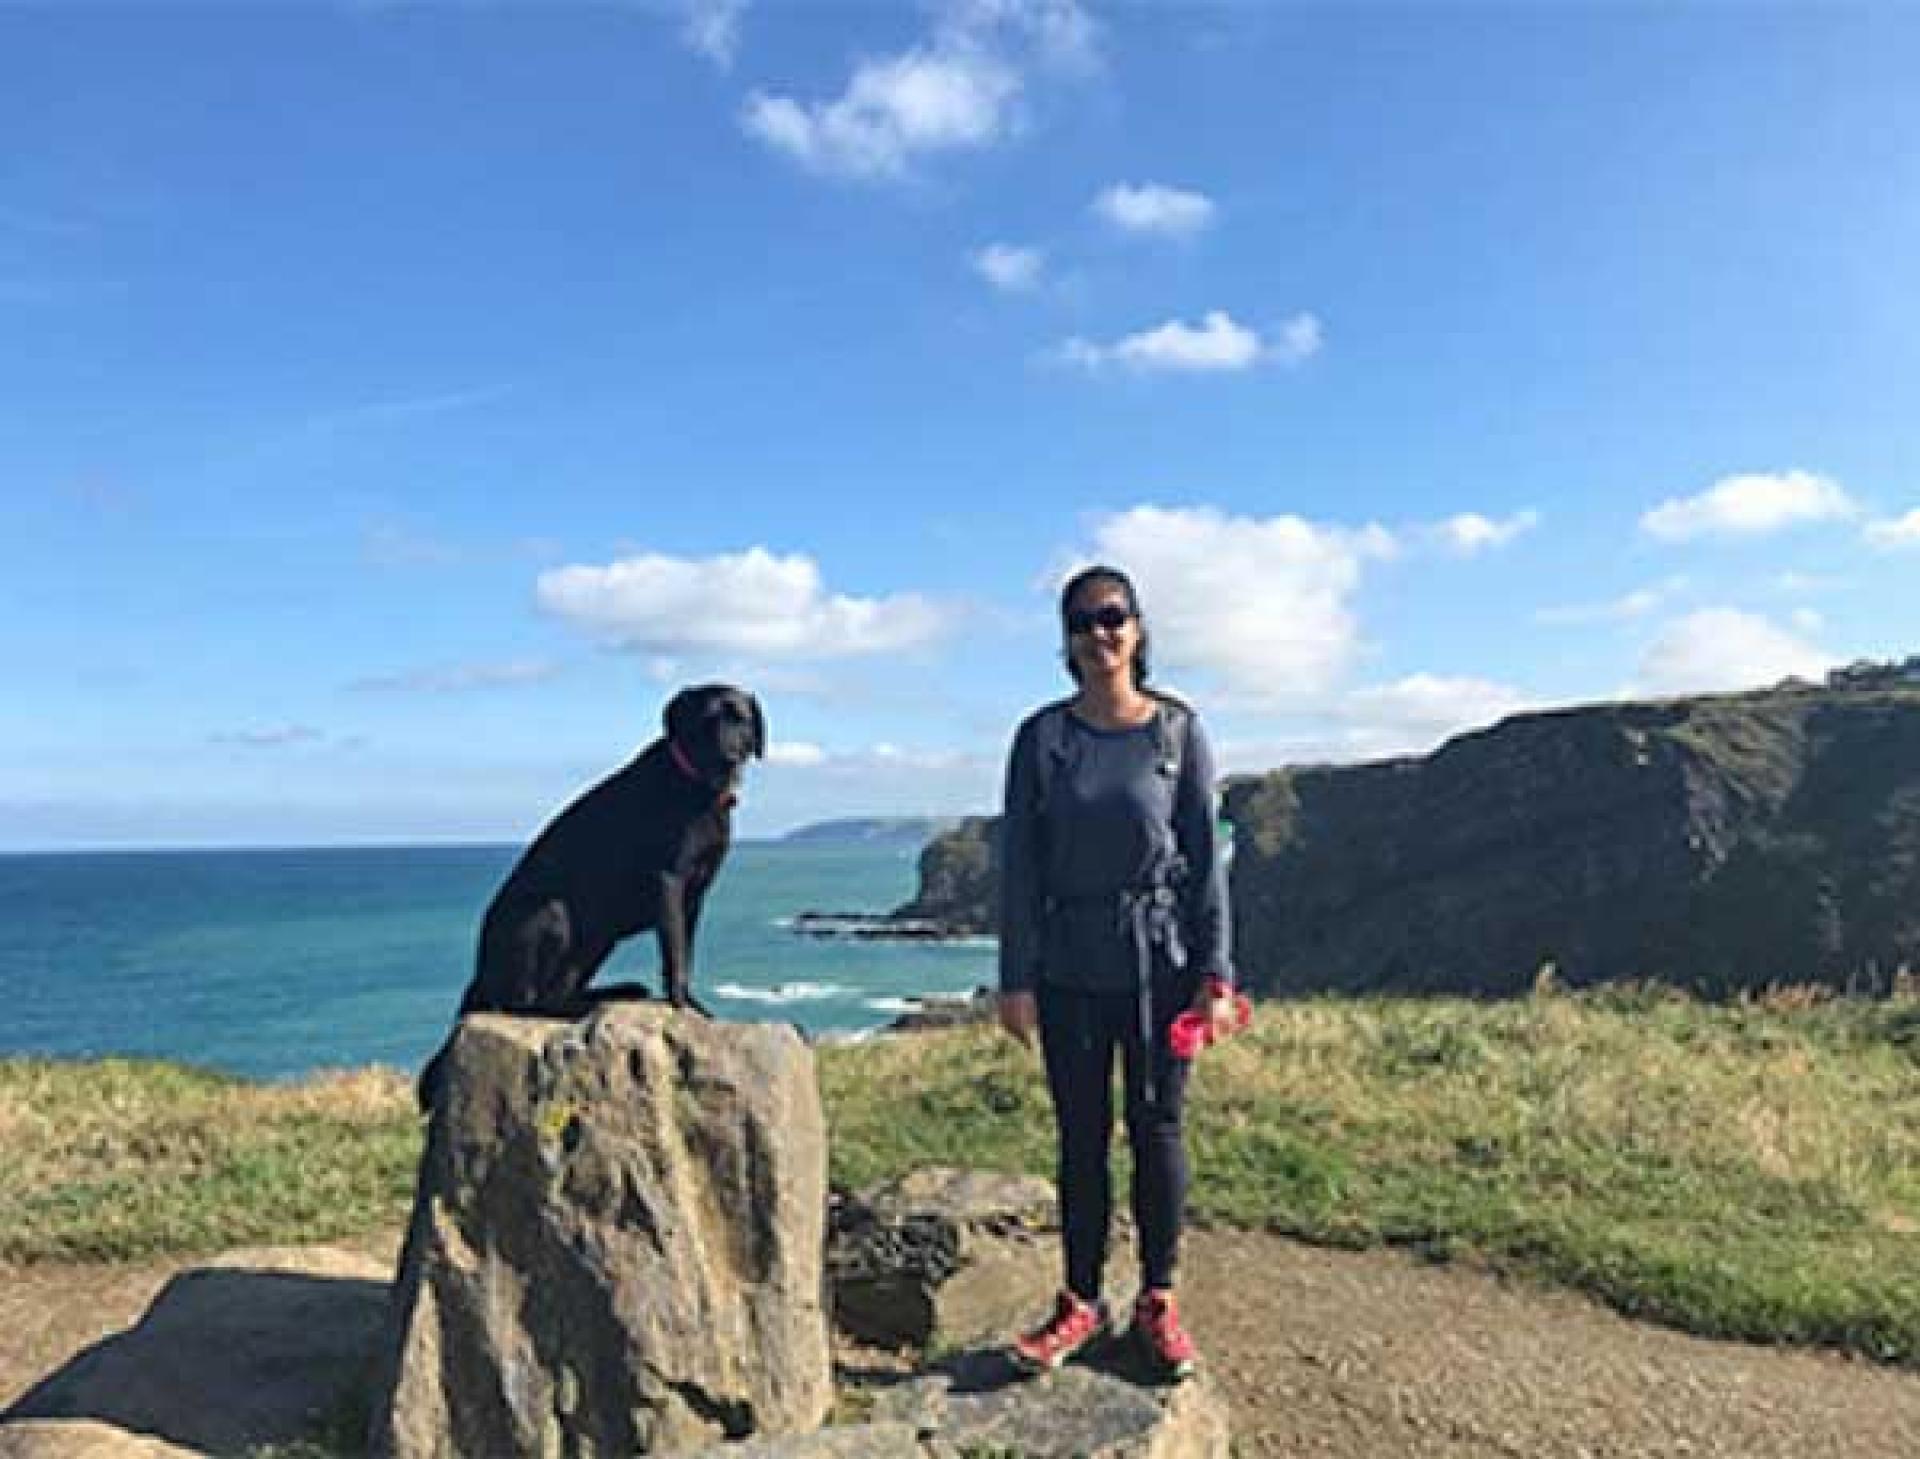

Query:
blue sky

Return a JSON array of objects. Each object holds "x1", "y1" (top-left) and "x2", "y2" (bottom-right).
[{"x1": 6, "y1": 1, "x2": 1920, "y2": 847}]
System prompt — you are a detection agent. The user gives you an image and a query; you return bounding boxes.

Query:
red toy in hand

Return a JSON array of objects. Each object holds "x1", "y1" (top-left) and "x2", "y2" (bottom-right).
[{"x1": 1169, "y1": 978, "x2": 1252, "y2": 1060}]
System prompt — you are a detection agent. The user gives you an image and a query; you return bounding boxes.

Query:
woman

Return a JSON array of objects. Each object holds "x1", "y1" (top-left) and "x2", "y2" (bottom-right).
[{"x1": 997, "y1": 564, "x2": 1238, "y2": 1380}]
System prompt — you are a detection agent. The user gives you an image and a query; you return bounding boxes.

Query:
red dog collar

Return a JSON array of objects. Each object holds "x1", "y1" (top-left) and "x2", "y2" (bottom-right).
[{"x1": 669, "y1": 739, "x2": 739, "y2": 810}]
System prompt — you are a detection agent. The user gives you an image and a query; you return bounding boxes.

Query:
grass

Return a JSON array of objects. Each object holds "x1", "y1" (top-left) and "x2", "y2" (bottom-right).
[
  {"x1": 4, "y1": 985, "x2": 1918, "y2": 1362},
  {"x1": 0, "y1": 1059, "x2": 419, "y2": 1263},
  {"x1": 821, "y1": 982, "x2": 1920, "y2": 1363}
]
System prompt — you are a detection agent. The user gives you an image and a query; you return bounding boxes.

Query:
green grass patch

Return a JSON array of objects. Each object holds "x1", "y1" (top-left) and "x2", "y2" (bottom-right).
[
  {"x1": 820, "y1": 985, "x2": 1920, "y2": 1364},
  {"x1": 0, "y1": 1058, "x2": 420, "y2": 1263},
  {"x1": 4, "y1": 985, "x2": 1917, "y2": 1364}
]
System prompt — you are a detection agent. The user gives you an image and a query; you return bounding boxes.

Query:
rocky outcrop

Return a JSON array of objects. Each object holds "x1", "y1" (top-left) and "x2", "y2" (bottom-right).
[
  {"x1": 828, "y1": 1169, "x2": 1058, "y2": 1351},
  {"x1": 889, "y1": 818, "x2": 997, "y2": 934},
  {"x1": 895, "y1": 687, "x2": 1920, "y2": 997},
  {"x1": 4, "y1": 1245, "x2": 387, "y2": 1454},
  {"x1": 368, "y1": 1005, "x2": 832, "y2": 1459},
  {"x1": 1226, "y1": 688, "x2": 1920, "y2": 996}
]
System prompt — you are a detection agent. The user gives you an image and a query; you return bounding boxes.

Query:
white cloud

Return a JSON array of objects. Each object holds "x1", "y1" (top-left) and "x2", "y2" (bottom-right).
[
  {"x1": 1636, "y1": 608, "x2": 1831, "y2": 695},
  {"x1": 1536, "y1": 578, "x2": 1684, "y2": 626},
  {"x1": 742, "y1": 1, "x2": 1097, "y2": 180},
  {"x1": 743, "y1": 50, "x2": 1018, "y2": 180},
  {"x1": 1093, "y1": 182, "x2": 1216, "y2": 238},
  {"x1": 1432, "y1": 509, "x2": 1540, "y2": 555},
  {"x1": 681, "y1": 0, "x2": 747, "y2": 68},
  {"x1": 950, "y1": 0, "x2": 1102, "y2": 72},
  {"x1": 1639, "y1": 469, "x2": 1859, "y2": 542},
  {"x1": 1074, "y1": 505, "x2": 1396, "y2": 702},
  {"x1": 766, "y1": 740, "x2": 827, "y2": 767},
  {"x1": 1336, "y1": 674, "x2": 1535, "y2": 757},
  {"x1": 971, "y1": 242, "x2": 1045, "y2": 291},
  {"x1": 1061, "y1": 310, "x2": 1299, "y2": 374},
  {"x1": 1865, "y1": 509, "x2": 1920, "y2": 549},
  {"x1": 536, "y1": 547, "x2": 944, "y2": 660},
  {"x1": 350, "y1": 659, "x2": 561, "y2": 693}
]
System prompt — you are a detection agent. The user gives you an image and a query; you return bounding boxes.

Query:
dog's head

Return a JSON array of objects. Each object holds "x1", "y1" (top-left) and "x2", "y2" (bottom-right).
[{"x1": 664, "y1": 684, "x2": 766, "y2": 789}]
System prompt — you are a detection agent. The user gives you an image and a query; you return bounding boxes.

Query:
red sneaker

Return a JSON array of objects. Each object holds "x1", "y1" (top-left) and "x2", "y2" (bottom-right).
[
  {"x1": 1132, "y1": 1289, "x2": 1198, "y2": 1379},
  {"x1": 1010, "y1": 1289, "x2": 1110, "y2": 1373}
]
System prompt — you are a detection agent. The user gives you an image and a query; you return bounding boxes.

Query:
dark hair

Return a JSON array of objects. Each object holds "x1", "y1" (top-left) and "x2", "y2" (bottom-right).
[{"x1": 1059, "y1": 563, "x2": 1151, "y2": 687}]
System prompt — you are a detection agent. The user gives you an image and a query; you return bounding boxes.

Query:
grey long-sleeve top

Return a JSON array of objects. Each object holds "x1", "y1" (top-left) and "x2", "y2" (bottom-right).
[{"x1": 996, "y1": 700, "x2": 1231, "y2": 995}]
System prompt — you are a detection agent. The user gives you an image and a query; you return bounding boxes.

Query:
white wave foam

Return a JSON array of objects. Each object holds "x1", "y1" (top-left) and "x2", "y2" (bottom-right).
[
  {"x1": 863, "y1": 996, "x2": 918, "y2": 1014},
  {"x1": 714, "y1": 980, "x2": 849, "y2": 1005}
]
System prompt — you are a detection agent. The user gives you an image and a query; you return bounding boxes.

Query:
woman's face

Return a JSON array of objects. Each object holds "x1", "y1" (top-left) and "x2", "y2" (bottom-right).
[{"x1": 1064, "y1": 579, "x2": 1141, "y2": 684}]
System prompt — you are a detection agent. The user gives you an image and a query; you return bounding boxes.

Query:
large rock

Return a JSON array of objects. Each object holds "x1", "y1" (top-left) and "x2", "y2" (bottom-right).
[
  {"x1": 827, "y1": 1169, "x2": 1060, "y2": 1351},
  {"x1": 889, "y1": 818, "x2": 997, "y2": 934},
  {"x1": 3, "y1": 1245, "x2": 387, "y2": 1454},
  {"x1": 369, "y1": 1005, "x2": 832, "y2": 1458}
]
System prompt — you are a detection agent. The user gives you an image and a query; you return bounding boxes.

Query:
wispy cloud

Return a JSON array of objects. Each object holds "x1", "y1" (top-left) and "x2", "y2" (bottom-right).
[
  {"x1": 210, "y1": 724, "x2": 326, "y2": 749},
  {"x1": 1059, "y1": 310, "x2": 1318, "y2": 374},
  {"x1": 971, "y1": 242, "x2": 1045, "y2": 291},
  {"x1": 741, "y1": 0, "x2": 1098, "y2": 181},
  {"x1": 681, "y1": 0, "x2": 747, "y2": 69},
  {"x1": 362, "y1": 522, "x2": 460, "y2": 569},
  {"x1": 349, "y1": 659, "x2": 562, "y2": 693},
  {"x1": 1429, "y1": 509, "x2": 1539, "y2": 556},
  {"x1": 1640, "y1": 469, "x2": 1858, "y2": 542},
  {"x1": 1093, "y1": 182, "x2": 1216, "y2": 238},
  {"x1": 536, "y1": 547, "x2": 946, "y2": 659},
  {"x1": 1536, "y1": 577, "x2": 1685, "y2": 626},
  {"x1": 306, "y1": 385, "x2": 513, "y2": 434}
]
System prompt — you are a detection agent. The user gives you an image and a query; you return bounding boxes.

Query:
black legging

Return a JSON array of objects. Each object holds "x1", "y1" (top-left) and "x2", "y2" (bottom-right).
[{"x1": 1037, "y1": 974, "x2": 1192, "y2": 1302}]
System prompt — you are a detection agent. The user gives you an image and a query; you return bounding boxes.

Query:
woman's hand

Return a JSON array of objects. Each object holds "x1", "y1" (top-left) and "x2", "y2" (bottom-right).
[
  {"x1": 1190, "y1": 979, "x2": 1241, "y2": 1043},
  {"x1": 998, "y1": 990, "x2": 1039, "y2": 1048}
]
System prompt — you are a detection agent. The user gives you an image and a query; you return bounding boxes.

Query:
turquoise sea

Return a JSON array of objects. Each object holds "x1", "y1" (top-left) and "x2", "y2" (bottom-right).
[{"x1": 0, "y1": 843, "x2": 994, "y2": 1080}]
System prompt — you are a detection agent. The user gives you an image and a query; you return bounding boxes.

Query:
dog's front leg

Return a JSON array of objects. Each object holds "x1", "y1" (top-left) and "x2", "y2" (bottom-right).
[{"x1": 655, "y1": 872, "x2": 711, "y2": 1016}]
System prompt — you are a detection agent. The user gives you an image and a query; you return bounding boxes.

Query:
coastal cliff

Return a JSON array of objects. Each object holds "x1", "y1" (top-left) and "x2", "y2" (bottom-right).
[{"x1": 897, "y1": 686, "x2": 1920, "y2": 996}]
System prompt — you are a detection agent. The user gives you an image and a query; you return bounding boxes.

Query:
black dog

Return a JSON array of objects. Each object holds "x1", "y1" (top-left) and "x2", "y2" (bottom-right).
[{"x1": 417, "y1": 683, "x2": 764, "y2": 1110}]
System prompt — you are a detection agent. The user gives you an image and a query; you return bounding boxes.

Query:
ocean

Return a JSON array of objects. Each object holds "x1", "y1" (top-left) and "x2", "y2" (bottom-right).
[{"x1": 0, "y1": 842, "x2": 995, "y2": 1081}]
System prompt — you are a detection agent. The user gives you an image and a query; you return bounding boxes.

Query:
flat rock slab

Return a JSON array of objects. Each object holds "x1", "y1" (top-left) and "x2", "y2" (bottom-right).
[
  {"x1": 2, "y1": 1245, "x2": 387, "y2": 1455},
  {"x1": 0, "y1": 1421, "x2": 204, "y2": 1459},
  {"x1": 687, "y1": 1355, "x2": 1228, "y2": 1459},
  {"x1": 874, "y1": 1353, "x2": 1230, "y2": 1459},
  {"x1": 828, "y1": 1168, "x2": 1063, "y2": 1352}
]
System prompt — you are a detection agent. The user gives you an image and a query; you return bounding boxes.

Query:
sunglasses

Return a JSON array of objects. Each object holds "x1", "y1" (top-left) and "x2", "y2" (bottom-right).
[{"x1": 1065, "y1": 603, "x2": 1134, "y2": 636}]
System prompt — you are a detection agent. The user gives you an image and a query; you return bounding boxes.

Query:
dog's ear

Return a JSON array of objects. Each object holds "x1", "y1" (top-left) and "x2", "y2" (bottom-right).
[
  {"x1": 663, "y1": 687, "x2": 698, "y2": 745},
  {"x1": 747, "y1": 693, "x2": 767, "y2": 759}
]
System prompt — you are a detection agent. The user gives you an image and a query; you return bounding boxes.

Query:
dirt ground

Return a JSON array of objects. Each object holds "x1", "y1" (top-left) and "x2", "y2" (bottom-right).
[{"x1": 5, "y1": 1229, "x2": 1919, "y2": 1457}]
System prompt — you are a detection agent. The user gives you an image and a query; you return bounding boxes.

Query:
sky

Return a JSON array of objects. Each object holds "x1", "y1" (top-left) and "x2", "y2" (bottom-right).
[{"x1": 5, "y1": 0, "x2": 1920, "y2": 848}]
